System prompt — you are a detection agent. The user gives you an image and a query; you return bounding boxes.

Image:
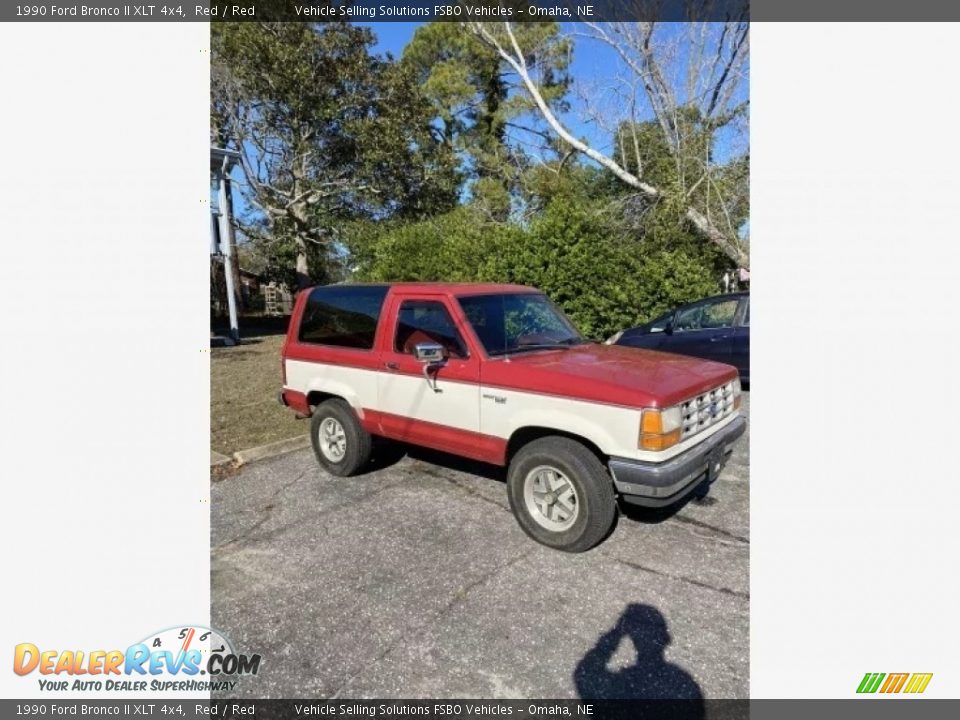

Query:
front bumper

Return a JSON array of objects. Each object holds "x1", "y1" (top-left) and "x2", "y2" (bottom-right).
[{"x1": 609, "y1": 415, "x2": 747, "y2": 508}]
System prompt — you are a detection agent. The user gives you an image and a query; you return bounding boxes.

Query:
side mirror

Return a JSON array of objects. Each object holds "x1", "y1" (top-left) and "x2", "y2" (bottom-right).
[
  {"x1": 414, "y1": 342, "x2": 447, "y2": 393},
  {"x1": 664, "y1": 322, "x2": 674, "y2": 336},
  {"x1": 413, "y1": 342, "x2": 446, "y2": 363}
]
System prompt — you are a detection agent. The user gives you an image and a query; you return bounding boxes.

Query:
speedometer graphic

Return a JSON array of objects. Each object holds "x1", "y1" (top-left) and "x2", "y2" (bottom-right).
[{"x1": 137, "y1": 625, "x2": 235, "y2": 675}]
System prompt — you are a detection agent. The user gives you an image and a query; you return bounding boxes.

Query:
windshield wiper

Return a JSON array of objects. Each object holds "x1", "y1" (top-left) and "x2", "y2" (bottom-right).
[
  {"x1": 508, "y1": 340, "x2": 584, "y2": 354},
  {"x1": 487, "y1": 338, "x2": 587, "y2": 357}
]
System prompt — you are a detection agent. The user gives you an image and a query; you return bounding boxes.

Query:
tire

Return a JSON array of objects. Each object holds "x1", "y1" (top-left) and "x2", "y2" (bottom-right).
[
  {"x1": 310, "y1": 398, "x2": 372, "y2": 477},
  {"x1": 506, "y1": 436, "x2": 617, "y2": 553}
]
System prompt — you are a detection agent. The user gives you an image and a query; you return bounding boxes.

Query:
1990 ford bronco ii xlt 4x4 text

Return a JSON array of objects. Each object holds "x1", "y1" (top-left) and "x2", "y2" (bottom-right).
[{"x1": 280, "y1": 283, "x2": 745, "y2": 552}]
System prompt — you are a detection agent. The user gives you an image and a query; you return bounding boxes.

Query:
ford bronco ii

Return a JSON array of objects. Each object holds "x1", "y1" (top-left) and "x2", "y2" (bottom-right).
[{"x1": 279, "y1": 283, "x2": 745, "y2": 552}]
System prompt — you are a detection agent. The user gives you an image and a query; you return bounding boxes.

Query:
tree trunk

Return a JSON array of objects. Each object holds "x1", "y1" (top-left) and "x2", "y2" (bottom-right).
[
  {"x1": 684, "y1": 207, "x2": 749, "y2": 269},
  {"x1": 295, "y1": 238, "x2": 311, "y2": 289},
  {"x1": 289, "y1": 196, "x2": 314, "y2": 289}
]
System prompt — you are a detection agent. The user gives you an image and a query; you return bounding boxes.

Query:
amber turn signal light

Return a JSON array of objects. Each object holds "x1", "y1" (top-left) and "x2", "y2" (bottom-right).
[
  {"x1": 639, "y1": 408, "x2": 683, "y2": 451},
  {"x1": 640, "y1": 429, "x2": 682, "y2": 451},
  {"x1": 641, "y1": 409, "x2": 664, "y2": 434}
]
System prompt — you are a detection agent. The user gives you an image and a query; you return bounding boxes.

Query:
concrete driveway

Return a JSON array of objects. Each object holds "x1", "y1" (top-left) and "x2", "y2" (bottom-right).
[{"x1": 212, "y1": 394, "x2": 749, "y2": 699}]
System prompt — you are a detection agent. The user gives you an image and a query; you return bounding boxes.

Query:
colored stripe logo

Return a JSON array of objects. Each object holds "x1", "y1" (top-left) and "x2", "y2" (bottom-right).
[{"x1": 857, "y1": 672, "x2": 932, "y2": 694}]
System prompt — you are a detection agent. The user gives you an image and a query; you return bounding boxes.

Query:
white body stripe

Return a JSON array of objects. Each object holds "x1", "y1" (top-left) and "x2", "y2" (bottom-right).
[
  {"x1": 377, "y1": 369, "x2": 480, "y2": 432},
  {"x1": 285, "y1": 359, "x2": 378, "y2": 412},
  {"x1": 286, "y1": 359, "x2": 478, "y2": 432},
  {"x1": 478, "y1": 386, "x2": 641, "y2": 459},
  {"x1": 285, "y1": 359, "x2": 737, "y2": 462}
]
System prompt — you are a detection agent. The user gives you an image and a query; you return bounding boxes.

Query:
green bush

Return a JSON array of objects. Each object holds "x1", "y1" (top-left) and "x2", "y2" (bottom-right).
[
  {"x1": 480, "y1": 200, "x2": 721, "y2": 339},
  {"x1": 347, "y1": 199, "x2": 722, "y2": 340}
]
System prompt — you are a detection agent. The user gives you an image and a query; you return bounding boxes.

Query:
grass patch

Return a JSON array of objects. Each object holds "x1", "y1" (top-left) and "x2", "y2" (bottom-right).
[{"x1": 211, "y1": 332, "x2": 307, "y2": 455}]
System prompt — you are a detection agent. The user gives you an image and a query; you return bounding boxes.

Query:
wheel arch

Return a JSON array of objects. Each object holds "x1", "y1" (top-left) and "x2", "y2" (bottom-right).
[
  {"x1": 305, "y1": 389, "x2": 345, "y2": 410},
  {"x1": 505, "y1": 426, "x2": 607, "y2": 466}
]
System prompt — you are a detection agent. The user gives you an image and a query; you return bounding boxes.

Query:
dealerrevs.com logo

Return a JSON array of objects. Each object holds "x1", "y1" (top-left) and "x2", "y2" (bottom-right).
[
  {"x1": 13, "y1": 625, "x2": 261, "y2": 693},
  {"x1": 856, "y1": 672, "x2": 933, "y2": 695}
]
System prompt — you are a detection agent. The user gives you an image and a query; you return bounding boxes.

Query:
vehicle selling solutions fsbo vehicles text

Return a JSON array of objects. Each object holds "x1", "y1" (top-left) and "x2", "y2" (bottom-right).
[{"x1": 292, "y1": 4, "x2": 594, "y2": 19}]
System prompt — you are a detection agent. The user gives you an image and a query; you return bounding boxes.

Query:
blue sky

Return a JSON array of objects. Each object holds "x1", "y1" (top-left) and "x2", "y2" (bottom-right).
[
  {"x1": 226, "y1": 23, "x2": 747, "y2": 228},
  {"x1": 359, "y1": 21, "x2": 625, "y2": 156},
  {"x1": 361, "y1": 22, "x2": 748, "y2": 163},
  {"x1": 228, "y1": 22, "x2": 625, "y2": 224}
]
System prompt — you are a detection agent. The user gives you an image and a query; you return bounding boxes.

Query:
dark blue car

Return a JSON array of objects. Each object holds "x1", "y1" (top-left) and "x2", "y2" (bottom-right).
[{"x1": 610, "y1": 292, "x2": 749, "y2": 383}]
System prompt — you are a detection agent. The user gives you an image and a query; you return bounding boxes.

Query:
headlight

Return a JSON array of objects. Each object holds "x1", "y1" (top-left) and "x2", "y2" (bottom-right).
[
  {"x1": 605, "y1": 330, "x2": 624, "y2": 345},
  {"x1": 733, "y1": 377, "x2": 742, "y2": 410},
  {"x1": 639, "y1": 406, "x2": 682, "y2": 451}
]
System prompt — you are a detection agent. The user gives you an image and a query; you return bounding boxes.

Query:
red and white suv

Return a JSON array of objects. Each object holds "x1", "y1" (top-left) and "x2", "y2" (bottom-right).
[{"x1": 280, "y1": 283, "x2": 745, "y2": 552}]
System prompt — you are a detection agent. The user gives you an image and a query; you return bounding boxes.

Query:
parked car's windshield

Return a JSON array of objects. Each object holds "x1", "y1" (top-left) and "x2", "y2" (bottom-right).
[{"x1": 458, "y1": 293, "x2": 585, "y2": 356}]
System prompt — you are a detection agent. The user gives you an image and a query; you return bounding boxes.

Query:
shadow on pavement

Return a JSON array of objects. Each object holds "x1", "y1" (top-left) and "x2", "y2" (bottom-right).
[
  {"x1": 617, "y1": 484, "x2": 707, "y2": 524},
  {"x1": 367, "y1": 443, "x2": 507, "y2": 482},
  {"x1": 574, "y1": 603, "x2": 704, "y2": 712}
]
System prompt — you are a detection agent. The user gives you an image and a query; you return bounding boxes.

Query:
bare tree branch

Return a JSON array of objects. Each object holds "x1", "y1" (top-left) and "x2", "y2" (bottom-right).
[
  {"x1": 467, "y1": 21, "x2": 749, "y2": 269},
  {"x1": 469, "y1": 22, "x2": 660, "y2": 197}
]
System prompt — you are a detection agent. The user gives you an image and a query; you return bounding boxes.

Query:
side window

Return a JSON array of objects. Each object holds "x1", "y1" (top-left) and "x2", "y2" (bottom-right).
[
  {"x1": 298, "y1": 285, "x2": 389, "y2": 349},
  {"x1": 742, "y1": 299, "x2": 750, "y2": 327},
  {"x1": 701, "y1": 298, "x2": 739, "y2": 329},
  {"x1": 394, "y1": 300, "x2": 468, "y2": 358},
  {"x1": 674, "y1": 304, "x2": 703, "y2": 332}
]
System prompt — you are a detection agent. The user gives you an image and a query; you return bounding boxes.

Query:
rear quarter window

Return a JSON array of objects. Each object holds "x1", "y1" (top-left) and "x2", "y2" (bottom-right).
[{"x1": 297, "y1": 285, "x2": 389, "y2": 349}]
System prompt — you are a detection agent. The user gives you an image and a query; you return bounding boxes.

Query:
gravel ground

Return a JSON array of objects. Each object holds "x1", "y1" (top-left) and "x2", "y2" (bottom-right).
[{"x1": 212, "y1": 394, "x2": 749, "y2": 699}]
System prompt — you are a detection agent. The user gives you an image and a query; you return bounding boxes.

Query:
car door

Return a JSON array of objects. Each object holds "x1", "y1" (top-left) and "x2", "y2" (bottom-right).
[
  {"x1": 662, "y1": 296, "x2": 739, "y2": 365},
  {"x1": 376, "y1": 293, "x2": 482, "y2": 458}
]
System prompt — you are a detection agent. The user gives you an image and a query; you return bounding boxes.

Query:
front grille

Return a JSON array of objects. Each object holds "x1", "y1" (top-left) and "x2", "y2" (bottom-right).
[{"x1": 679, "y1": 381, "x2": 737, "y2": 440}]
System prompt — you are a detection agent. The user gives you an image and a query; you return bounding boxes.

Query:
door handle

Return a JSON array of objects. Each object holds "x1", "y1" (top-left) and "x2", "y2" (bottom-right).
[
  {"x1": 384, "y1": 361, "x2": 399, "y2": 371},
  {"x1": 710, "y1": 335, "x2": 732, "y2": 342}
]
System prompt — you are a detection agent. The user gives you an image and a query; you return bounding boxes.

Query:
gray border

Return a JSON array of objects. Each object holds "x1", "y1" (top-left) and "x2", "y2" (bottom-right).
[
  {"x1": 3, "y1": 700, "x2": 960, "y2": 718},
  {"x1": 4, "y1": 0, "x2": 960, "y2": 22}
]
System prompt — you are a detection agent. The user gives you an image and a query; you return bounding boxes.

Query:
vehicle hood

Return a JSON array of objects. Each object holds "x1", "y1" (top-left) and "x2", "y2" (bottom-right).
[{"x1": 481, "y1": 343, "x2": 738, "y2": 408}]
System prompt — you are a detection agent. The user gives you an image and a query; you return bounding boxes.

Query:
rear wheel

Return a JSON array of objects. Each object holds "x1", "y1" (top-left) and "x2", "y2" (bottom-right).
[
  {"x1": 507, "y1": 437, "x2": 617, "y2": 552},
  {"x1": 310, "y1": 399, "x2": 372, "y2": 477}
]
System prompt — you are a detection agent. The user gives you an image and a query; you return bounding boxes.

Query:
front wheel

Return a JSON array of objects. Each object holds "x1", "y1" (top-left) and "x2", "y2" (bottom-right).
[
  {"x1": 310, "y1": 399, "x2": 372, "y2": 477},
  {"x1": 506, "y1": 437, "x2": 617, "y2": 552}
]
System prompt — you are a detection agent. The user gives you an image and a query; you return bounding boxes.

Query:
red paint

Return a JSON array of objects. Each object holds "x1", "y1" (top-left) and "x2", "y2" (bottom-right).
[
  {"x1": 389, "y1": 285, "x2": 737, "y2": 408},
  {"x1": 480, "y1": 343, "x2": 737, "y2": 409},
  {"x1": 280, "y1": 389, "x2": 311, "y2": 416},
  {"x1": 285, "y1": 341, "x2": 385, "y2": 370},
  {"x1": 283, "y1": 283, "x2": 535, "y2": 362},
  {"x1": 281, "y1": 283, "x2": 740, "y2": 453},
  {"x1": 378, "y1": 292, "x2": 481, "y2": 378},
  {"x1": 314, "y1": 281, "x2": 539, "y2": 297},
  {"x1": 362, "y1": 409, "x2": 507, "y2": 465}
]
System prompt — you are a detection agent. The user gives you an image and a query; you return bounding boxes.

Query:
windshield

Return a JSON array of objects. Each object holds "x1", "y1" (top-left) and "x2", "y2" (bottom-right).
[{"x1": 457, "y1": 293, "x2": 586, "y2": 356}]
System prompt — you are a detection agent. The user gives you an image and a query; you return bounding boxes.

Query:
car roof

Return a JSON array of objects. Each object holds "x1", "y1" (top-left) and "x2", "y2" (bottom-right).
[
  {"x1": 627, "y1": 292, "x2": 747, "y2": 330},
  {"x1": 683, "y1": 291, "x2": 749, "y2": 305},
  {"x1": 311, "y1": 282, "x2": 540, "y2": 297}
]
